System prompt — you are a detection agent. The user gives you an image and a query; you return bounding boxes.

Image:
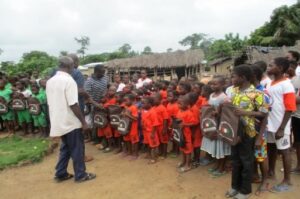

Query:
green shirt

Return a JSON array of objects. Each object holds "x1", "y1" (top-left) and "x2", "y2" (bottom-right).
[
  {"x1": 0, "y1": 88, "x2": 13, "y2": 102},
  {"x1": 32, "y1": 92, "x2": 46, "y2": 104},
  {"x1": 4, "y1": 83, "x2": 12, "y2": 90}
]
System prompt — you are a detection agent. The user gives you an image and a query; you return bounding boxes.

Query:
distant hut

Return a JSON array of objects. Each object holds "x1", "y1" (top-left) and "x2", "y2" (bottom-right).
[
  {"x1": 246, "y1": 40, "x2": 300, "y2": 65},
  {"x1": 105, "y1": 49, "x2": 204, "y2": 81},
  {"x1": 209, "y1": 57, "x2": 233, "y2": 75}
]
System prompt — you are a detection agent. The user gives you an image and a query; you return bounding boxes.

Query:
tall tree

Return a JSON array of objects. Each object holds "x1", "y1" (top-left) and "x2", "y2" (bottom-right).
[
  {"x1": 142, "y1": 46, "x2": 153, "y2": 55},
  {"x1": 166, "y1": 48, "x2": 173, "y2": 52},
  {"x1": 179, "y1": 33, "x2": 213, "y2": 54},
  {"x1": 208, "y1": 39, "x2": 233, "y2": 60},
  {"x1": 248, "y1": 3, "x2": 300, "y2": 46},
  {"x1": 75, "y1": 36, "x2": 90, "y2": 59}
]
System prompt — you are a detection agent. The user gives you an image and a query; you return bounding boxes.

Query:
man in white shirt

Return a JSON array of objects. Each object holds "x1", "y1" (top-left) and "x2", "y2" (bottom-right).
[
  {"x1": 136, "y1": 69, "x2": 152, "y2": 89},
  {"x1": 46, "y1": 56, "x2": 96, "y2": 183}
]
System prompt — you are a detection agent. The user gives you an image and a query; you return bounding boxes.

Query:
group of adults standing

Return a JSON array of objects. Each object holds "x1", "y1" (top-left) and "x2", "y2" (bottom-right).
[{"x1": 47, "y1": 54, "x2": 151, "y2": 183}]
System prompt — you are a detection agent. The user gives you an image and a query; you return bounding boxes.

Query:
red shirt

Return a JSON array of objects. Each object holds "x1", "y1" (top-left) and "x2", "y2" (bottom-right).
[
  {"x1": 196, "y1": 96, "x2": 208, "y2": 108},
  {"x1": 153, "y1": 104, "x2": 169, "y2": 125},
  {"x1": 166, "y1": 102, "x2": 179, "y2": 119},
  {"x1": 142, "y1": 107, "x2": 160, "y2": 133},
  {"x1": 176, "y1": 109, "x2": 197, "y2": 143},
  {"x1": 126, "y1": 104, "x2": 138, "y2": 136},
  {"x1": 190, "y1": 104, "x2": 200, "y2": 124},
  {"x1": 103, "y1": 97, "x2": 116, "y2": 108}
]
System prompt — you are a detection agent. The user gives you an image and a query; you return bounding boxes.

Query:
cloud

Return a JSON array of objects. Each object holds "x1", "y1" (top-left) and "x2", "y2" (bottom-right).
[{"x1": 0, "y1": 0, "x2": 296, "y2": 62}]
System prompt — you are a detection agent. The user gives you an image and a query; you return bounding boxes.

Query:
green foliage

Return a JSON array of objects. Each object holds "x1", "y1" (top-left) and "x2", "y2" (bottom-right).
[
  {"x1": 0, "y1": 136, "x2": 50, "y2": 170},
  {"x1": 208, "y1": 39, "x2": 233, "y2": 60},
  {"x1": 1, "y1": 51, "x2": 57, "y2": 76},
  {"x1": 142, "y1": 46, "x2": 153, "y2": 55},
  {"x1": 248, "y1": 3, "x2": 300, "y2": 46},
  {"x1": 179, "y1": 33, "x2": 213, "y2": 54},
  {"x1": 80, "y1": 53, "x2": 110, "y2": 65}
]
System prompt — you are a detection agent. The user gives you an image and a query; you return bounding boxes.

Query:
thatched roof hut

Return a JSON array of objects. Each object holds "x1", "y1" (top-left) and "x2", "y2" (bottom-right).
[
  {"x1": 247, "y1": 40, "x2": 300, "y2": 64},
  {"x1": 105, "y1": 49, "x2": 204, "y2": 69}
]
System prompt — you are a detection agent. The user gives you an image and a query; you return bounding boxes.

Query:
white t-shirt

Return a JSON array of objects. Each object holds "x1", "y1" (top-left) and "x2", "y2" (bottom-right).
[
  {"x1": 225, "y1": 86, "x2": 234, "y2": 101},
  {"x1": 117, "y1": 83, "x2": 126, "y2": 92},
  {"x1": 266, "y1": 78, "x2": 295, "y2": 135},
  {"x1": 136, "y1": 78, "x2": 152, "y2": 89},
  {"x1": 260, "y1": 76, "x2": 272, "y2": 88},
  {"x1": 295, "y1": 65, "x2": 300, "y2": 77},
  {"x1": 46, "y1": 71, "x2": 82, "y2": 137},
  {"x1": 18, "y1": 89, "x2": 32, "y2": 98}
]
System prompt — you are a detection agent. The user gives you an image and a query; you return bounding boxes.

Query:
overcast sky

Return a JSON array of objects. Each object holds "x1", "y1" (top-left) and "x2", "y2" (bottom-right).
[{"x1": 0, "y1": 0, "x2": 296, "y2": 62}]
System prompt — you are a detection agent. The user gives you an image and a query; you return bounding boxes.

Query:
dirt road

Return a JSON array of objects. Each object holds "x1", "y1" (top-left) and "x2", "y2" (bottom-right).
[{"x1": 0, "y1": 143, "x2": 299, "y2": 199}]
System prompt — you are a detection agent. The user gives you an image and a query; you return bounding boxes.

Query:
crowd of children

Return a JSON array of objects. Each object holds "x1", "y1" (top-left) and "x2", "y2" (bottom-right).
[
  {"x1": 0, "y1": 73, "x2": 48, "y2": 137},
  {"x1": 1, "y1": 50, "x2": 300, "y2": 198}
]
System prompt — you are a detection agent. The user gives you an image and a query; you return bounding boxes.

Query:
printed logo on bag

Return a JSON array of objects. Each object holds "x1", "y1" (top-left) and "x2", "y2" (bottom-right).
[
  {"x1": 12, "y1": 99, "x2": 25, "y2": 111},
  {"x1": 0, "y1": 101, "x2": 8, "y2": 114},
  {"x1": 219, "y1": 121, "x2": 234, "y2": 142},
  {"x1": 173, "y1": 129, "x2": 180, "y2": 143},
  {"x1": 201, "y1": 118, "x2": 217, "y2": 133},
  {"x1": 94, "y1": 114, "x2": 108, "y2": 128},
  {"x1": 29, "y1": 104, "x2": 41, "y2": 115}
]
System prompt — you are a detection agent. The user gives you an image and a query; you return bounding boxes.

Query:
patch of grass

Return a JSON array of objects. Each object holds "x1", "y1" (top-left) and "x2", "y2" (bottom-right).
[{"x1": 0, "y1": 136, "x2": 50, "y2": 170}]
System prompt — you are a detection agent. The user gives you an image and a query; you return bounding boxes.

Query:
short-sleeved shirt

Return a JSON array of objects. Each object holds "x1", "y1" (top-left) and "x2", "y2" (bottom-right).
[
  {"x1": 32, "y1": 92, "x2": 46, "y2": 104},
  {"x1": 103, "y1": 97, "x2": 116, "y2": 108},
  {"x1": 0, "y1": 87, "x2": 12, "y2": 102},
  {"x1": 142, "y1": 107, "x2": 160, "y2": 133},
  {"x1": 153, "y1": 104, "x2": 169, "y2": 125},
  {"x1": 46, "y1": 71, "x2": 82, "y2": 137},
  {"x1": 176, "y1": 109, "x2": 197, "y2": 143},
  {"x1": 266, "y1": 78, "x2": 296, "y2": 135},
  {"x1": 126, "y1": 105, "x2": 138, "y2": 135},
  {"x1": 18, "y1": 89, "x2": 32, "y2": 98},
  {"x1": 84, "y1": 75, "x2": 108, "y2": 102},
  {"x1": 232, "y1": 85, "x2": 268, "y2": 137},
  {"x1": 166, "y1": 102, "x2": 179, "y2": 119},
  {"x1": 136, "y1": 78, "x2": 152, "y2": 89}
]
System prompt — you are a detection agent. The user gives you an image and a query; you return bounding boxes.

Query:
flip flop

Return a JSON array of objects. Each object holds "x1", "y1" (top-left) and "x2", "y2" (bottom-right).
[
  {"x1": 54, "y1": 173, "x2": 74, "y2": 183},
  {"x1": 178, "y1": 167, "x2": 192, "y2": 173},
  {"x1": 233, "y1": 193, "x2": 250, "y2": 199},
  {"x1": 75, "y1": 173, "x2": 96, "y2": 183},
  {"x1": 208, "y1": 168, "x2": 217, "y2": 173},
  {"x1": 255, "y1": 183, "x2": 271, "y2": 196},
  {"x1": 225, "y1": 188, "x2": 238, "y2": 198},
  {"x1": 103, "y1": 147, "x2": 112, "y2": 153},
  {"x1": 270, "y1": 184, "x2": 291, "y2": 193},
  {"x1": 148, "y1": 159, "x2": 157, "y2": 165},
  {"x1": 212, "y1": 171, "x2": 226, "y2": 178},
  {"x1": 177, "y1": 162, "x2": 184, "y2": 168}
]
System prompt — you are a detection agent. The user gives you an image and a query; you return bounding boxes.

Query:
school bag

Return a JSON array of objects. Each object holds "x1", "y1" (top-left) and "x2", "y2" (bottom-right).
[
  {"x1": 218, "y1": 103, "x2": 240, "y2": 146},
  {"x1": 93, "y1": 107, "x2": 108, "y2": 128},
  {"x1": 0, "y1": 96, "x2": 8, "y2": 114},
  {"x1": 28, "y1": 97, "x2": 41, "y2": 115},
  {"x1": 117, "y1": 114, "x2": 132, "y2": 135},
  {"x1": 108, "y1": 105, "x2": 123, "y2": 129},
  {"x1": 11, "y1": 98, "x2": 26, "y2": 111},
  {"x1": 171, "y1": 118, "x2": 185, "y2": 147},
  {"x1": 201, "y1": 105, "x2": 218, "y2": 139}
]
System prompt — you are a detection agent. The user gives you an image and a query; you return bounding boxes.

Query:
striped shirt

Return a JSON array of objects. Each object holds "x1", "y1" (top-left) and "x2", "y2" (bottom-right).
[{"x1": 84, "y1": 75, "x2": 108, "y2": 102}]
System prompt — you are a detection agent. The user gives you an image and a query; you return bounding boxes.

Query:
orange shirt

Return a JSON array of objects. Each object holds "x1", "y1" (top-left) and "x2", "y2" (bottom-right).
[
  {"x1": 166, "y1": 102, "x2": 179, "y2": 119},
  {"x1": 160, "y1": 90, "x2": 167, "y2": 100},
  {"x1": 103, "y1": 97, "x2": 116, "y2": 108},
  {"x1": 176, "y1": 109, "x2": 197, "y2": 143},
  {"x1": 153, "y1": 104, "x2": 169, "y2": 125},
  {"x1": 126, "y1": 104, "x2": 138, "y2": 136},
  {"x1": 190, "y1": 104, "x2": 200, "y2": 124},
  {"x1": 196, "y1": 96, "x2": 208, "y2": 108},
  {"x1": 142, "y1": 107, "x2": 160, "y2": 133}
]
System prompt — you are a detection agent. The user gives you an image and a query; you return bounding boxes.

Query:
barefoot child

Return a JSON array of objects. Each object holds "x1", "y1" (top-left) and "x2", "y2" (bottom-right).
[
  {"x1": 142, "y1": 96, "x2": 160, "y2": 164},
  {"x1": 152, "y1": 92, "x2": 169, "y2": 159},
  {"x1": 176, "y1": 95, "x2": 197, "y2": 172},
  {"x1": 266, "y1": 57, "x2": 296, "y2": 192},
  {"x1": 123, "y1": 94, "x2": 139, "y2": 159},
  {"x1": 226, "y1": 64, "x2": 267, "y2": 198},
  {"x1": 0, "y1": 79, "x2": 14, "y2": 134}
]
